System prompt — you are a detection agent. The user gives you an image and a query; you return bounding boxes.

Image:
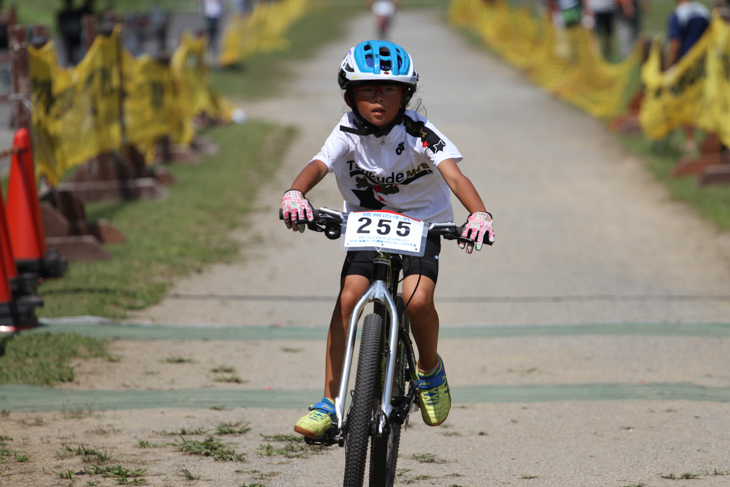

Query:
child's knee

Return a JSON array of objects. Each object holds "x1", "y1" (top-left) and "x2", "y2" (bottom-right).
[
  {"x1": 338, "y1": 281, "x2": 366, "y2": 310},
  {"x1": 339, "y1": 285, "x2": 358, "y2": 302},
  {"x1": 405, "y1": 291, "x2": 435, "y2": 317}
]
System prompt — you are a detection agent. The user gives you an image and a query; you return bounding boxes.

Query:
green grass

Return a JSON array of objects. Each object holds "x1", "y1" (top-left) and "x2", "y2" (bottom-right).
[
  {"x1": 256, "y1": 434, "x2": 324, "y2": 458},
  {"x1": 155, "y1": 427, "x2": 207, "y2": 436},
  {"x1": 62, "y1": 444, "x2": 113, "y2": 463},
  {"x1": 15, "y1": 0, "x2": 198, "y2": 33},
  {"x1": 215, "y1": 421, "x2": 252, "y2": 436},
  {"x1": 175, "y1": 435, "x2": 246, "y2": 462},
  {"x1": 84, "y1": 463, "x2": 148, "y2": 483},
  {"x1": 0, "y1": 331, "x2": 110, "y2": 385},
  {"x1": 178, "y1": 464, "x2": 200, "y2": 481}
]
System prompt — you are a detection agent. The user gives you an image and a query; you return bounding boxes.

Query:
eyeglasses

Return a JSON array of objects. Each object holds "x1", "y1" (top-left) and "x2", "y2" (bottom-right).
[{"x1": 352, "y1": 85, "x2": 403, "y2": 97}]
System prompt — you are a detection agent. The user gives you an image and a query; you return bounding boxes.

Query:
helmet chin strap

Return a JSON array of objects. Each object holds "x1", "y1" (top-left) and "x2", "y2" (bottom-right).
[
  {"x1": 340, "y1": 109, "x2": 405, "y2": 137},
  {"x1": 340, "y1": 90, "x2": 407, "y2": 137}
]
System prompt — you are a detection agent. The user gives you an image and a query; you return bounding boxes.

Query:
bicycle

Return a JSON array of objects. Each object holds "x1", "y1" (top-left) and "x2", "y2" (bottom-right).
[{"x1": 281, "y1": 207, "x2": 476, "y2": 487}]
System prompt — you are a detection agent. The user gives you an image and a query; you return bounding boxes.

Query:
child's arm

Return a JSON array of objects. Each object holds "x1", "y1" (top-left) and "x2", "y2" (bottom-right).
[
  {"x1": 282, "y1": 160, "x2": 329, "y2": 232},
  {"x1": 437, "y1": 159, "x2": 494, "y2": 252},
  {"x1": 290, "y1": 160, "x2": 329, "y2": 194},
  {"x1": 437, "y1": 159, "x2": 486, "y2": 214}
]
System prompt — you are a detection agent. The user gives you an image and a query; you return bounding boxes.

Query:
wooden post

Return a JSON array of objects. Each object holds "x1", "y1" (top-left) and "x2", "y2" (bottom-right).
[
  {"x1": 672, "y1": 133, "x2": 727, "y2": 177},
  {"x1": 9, "y1": 24, "x2": 29, "y2": 130},
  {"x1": 31, "y1": 25, "x2": 50, "y2": 43}
]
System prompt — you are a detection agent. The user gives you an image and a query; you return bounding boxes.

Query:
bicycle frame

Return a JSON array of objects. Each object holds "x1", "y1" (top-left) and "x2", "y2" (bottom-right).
[{"x1": 335, "y1": 253, "x2": 400, "y2": 435}]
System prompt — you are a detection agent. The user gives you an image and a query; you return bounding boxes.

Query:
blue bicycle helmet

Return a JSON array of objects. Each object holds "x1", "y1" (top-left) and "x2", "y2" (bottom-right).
[{"x1": 338, "y1": 40, "x2": 419, "y2": 91}]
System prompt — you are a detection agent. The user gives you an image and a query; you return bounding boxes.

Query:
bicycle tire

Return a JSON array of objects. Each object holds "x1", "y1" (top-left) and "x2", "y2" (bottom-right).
[
  {"x1": 344, "y1": 313, "x2": 383, "y2": 487},
  {"x1": 369, "y1": 297, "x2": 409, "y2": 486}
]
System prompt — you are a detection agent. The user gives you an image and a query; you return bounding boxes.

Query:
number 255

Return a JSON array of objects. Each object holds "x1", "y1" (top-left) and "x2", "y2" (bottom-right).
[{"x1": 357, "y1": 217, "x2": 411, "y2": 236}]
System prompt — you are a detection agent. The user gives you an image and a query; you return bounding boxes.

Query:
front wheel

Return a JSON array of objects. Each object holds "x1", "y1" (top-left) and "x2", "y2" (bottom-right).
[
  {"x1": 369, "y1": 345, "x2": 404, "y2": 486},
  {"x1": 369, "y1": 297, "x2": 409, "y2": 486},
  {"x1": 344, "y1": 313, "x2": 383, "y2": 487}
]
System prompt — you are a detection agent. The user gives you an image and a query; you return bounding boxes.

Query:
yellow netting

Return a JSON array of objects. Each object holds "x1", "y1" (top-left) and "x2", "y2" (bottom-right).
[
  {"x1": 219, "y1": 0, "x2": 310, "y2": 67},
  {"x1": 639, "y1": 16, "x2": 730, "y2": 146},
  {"x1": 449, "y1": 0, "x2": 640, "y2": 119},
  {"x1": 29, "y1": 28, "x2": 234, "y2": 184}
]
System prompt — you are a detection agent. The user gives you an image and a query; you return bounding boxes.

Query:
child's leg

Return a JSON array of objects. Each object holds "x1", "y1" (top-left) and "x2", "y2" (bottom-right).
[
  {"x1": 402, "y1": 273, "x2": 451, "y2": 426},
  {"x1": 401, "y1": 275, "x2": 439, "y2": 372},
  {"x1": 324, "y1": 274, "x2": 370, "y2": 400},
  {"x1": 294, "y1": 274, "x2": 369, "y2": 439}
]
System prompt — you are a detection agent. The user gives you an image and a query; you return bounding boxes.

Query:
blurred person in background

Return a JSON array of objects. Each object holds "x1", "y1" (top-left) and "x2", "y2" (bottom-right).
[
  {"x1": 557, "y1": 0, "x2": 586, "y2": 28},
  {"x1": 368, "y1": 0, "x2": 399, "y2": 39},
  {"x1": 199, "y1": 0, "x2": 224, "y2": 57},
  {"x1": 664, "y1": 0, "x2": 710, "y2": 151},
  {"x1": 585, "y1": 0, "x2": 618, "y2": 59},
  {"x1": 616, "y1": 0, "x2": 646, "y2": 59},
  {"x1": 57, "y1": 0, "x2": 82, "y2": 65},
  {"x1": 149, "y1": 0, "x2": 169, "y2": 54}
]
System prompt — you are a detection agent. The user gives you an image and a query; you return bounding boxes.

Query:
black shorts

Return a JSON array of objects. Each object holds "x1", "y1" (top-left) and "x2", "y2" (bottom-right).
[
  {"x1": 340, "y1": 234, "x2": 441, "y2": 284},
  {"x1": 594, "y1": 10, "x2": 615, "y2": 38}
]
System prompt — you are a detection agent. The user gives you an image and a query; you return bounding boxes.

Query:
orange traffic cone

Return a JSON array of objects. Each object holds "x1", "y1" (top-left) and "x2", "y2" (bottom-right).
[
  {"x1": 0, "y1": 232, "x2": 18, "y2": 333},
  {"x1": 0, "y1": 182, "x2": 39, "y2": 298},
  {"x1": 5, "y1": 128, "x2": 66, "y2": 278},
  {"x1": 0, "y1": 186, "x2": 42, "y2": 334}
]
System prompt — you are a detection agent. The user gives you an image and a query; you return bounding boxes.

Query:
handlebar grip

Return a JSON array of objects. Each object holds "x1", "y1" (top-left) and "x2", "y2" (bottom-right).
[
  {"x1": 453, "y1": 226, "x2": 494, "y2": 246},
  {"x1": 279, "y1": 208, "x2": 320, "y2": 221}
]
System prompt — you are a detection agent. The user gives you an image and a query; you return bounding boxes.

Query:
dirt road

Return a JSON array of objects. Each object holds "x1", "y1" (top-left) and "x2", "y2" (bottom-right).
[{"x1": 2, "y1": 7, "x2": 730, "y2": 487}]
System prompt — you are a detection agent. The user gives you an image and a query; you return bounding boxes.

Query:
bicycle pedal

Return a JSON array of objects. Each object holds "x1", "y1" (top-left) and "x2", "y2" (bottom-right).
[{"x1": 303, "y1": 426, "x2": 343, "y2": 447}]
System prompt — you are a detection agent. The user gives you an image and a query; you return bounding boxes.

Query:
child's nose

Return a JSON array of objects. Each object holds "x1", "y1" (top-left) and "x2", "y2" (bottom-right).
[{"x1": 373, "y1": 86, "x2": 384, "y2": 97}]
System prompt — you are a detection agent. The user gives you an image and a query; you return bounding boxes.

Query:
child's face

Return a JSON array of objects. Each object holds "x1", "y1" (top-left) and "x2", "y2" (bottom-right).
[{"x1": 350, "y1": 84, "x2": 405, "y2": 128}]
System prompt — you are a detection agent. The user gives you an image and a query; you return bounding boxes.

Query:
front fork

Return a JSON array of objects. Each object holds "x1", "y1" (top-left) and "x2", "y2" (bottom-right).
[{"x1": 335, "y1": 279, "x2": 400, "y2": 435}]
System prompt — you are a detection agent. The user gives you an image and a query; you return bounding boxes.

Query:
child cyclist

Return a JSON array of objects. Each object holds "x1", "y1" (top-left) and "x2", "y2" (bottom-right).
[{"x1": 281, "y1": 40, "x2": 494, "y2": 439}]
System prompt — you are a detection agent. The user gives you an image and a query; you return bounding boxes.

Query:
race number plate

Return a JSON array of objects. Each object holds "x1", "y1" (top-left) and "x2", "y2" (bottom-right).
[{"x1": 343, "y1": 211, "x2": 427, "y2": 256}]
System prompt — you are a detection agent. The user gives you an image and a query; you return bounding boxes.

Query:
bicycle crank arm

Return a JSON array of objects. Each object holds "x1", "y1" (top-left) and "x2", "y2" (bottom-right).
[
  {"x1": 303, "y1": 426, "x2": 345, "y2": 447},
  {"x1": 389, "y1": 387, "x2": 418, "y2": 426}
]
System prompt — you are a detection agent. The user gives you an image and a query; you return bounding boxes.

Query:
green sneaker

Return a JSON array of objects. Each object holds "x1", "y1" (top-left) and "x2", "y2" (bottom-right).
[
  {"x1": 294, "y1": 398, "x2": 335, "y2": 439},
  {"x1": 416, "y1": 355, "x2": 451, "y2": 426}
]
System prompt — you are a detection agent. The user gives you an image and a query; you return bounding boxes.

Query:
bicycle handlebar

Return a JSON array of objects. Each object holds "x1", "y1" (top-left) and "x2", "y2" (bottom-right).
[{"x1": 278, "y1": 207, "x2": 474, "y2": 243}]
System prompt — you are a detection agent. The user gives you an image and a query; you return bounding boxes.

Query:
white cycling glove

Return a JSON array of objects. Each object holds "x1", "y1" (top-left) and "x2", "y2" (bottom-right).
[
  {"x1": 282, "y1": 190, "x2": 314, "y2": 233},
  {"x1": 459, "y1": 211, "x2": 494, "y2": 253}
]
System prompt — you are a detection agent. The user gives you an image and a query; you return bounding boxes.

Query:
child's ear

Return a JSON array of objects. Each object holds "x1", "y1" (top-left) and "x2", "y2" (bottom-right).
[{"x1": 344, "y1": 93, "x2": 351, "y2": 108}]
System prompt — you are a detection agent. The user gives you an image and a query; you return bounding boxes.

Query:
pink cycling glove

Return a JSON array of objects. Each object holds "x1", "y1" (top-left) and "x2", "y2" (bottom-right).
[
  {"x1": 282, "y1": 190, "x2": 314, "y2": 233},
  {"x1": 459, "y1": 211, "x2": 494, "y2": 253}
]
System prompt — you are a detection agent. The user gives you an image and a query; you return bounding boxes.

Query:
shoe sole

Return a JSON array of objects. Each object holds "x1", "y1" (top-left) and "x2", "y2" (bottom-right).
[
  {"x1": 294, "y1": 424, "x2": 323, "y2": 439},
  {"x1": 421, "y1": 413, "x2": 449, "y2": 427}
]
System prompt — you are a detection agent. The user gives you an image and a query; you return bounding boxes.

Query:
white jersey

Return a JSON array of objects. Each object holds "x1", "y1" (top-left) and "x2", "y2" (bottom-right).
[
  {"x1": 311, "y1": 110, "x2": 462, "y2": 223},
  {"x1": 372, "y1": 0, "x2": 397, "y2": 17}
]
